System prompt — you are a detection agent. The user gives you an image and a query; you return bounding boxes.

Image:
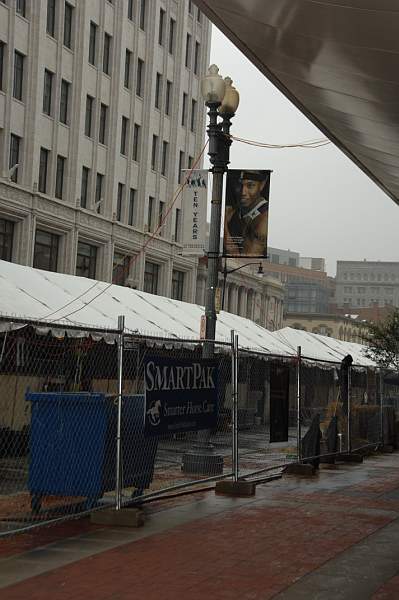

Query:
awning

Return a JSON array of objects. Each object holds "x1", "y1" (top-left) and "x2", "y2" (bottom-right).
[
  {"x1": 0, "y1": 260, "x2": 375, "y2": 367},
  {"x1": 196, "y1": 0, "x2": 399, "y2": 205}
]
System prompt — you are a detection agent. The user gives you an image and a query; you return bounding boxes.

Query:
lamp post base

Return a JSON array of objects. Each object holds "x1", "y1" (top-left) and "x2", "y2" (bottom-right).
[{"x1": 182, "y1": 446, "x2": 224, "y2": 476}]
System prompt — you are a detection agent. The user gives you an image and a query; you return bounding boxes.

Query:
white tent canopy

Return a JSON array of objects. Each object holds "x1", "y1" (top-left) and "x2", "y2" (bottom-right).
[{"x1": 0, "y1": 260, "x2": 374, "y2": 367}]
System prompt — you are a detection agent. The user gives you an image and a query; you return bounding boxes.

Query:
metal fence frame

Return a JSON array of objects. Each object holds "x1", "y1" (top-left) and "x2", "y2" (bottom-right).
[{"x1": 0, "y1": 314, "x2": 397, "y2": 537}]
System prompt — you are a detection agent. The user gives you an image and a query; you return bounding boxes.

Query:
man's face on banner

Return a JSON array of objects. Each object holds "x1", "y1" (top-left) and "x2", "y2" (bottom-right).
[{"x1": 240, "y1": 179, "x2": 266, "y2": 209}]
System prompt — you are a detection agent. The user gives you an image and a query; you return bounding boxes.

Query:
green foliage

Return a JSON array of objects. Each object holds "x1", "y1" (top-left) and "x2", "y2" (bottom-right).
[{"x1": 362, "y1": 309, "x2": 399, "y2": 370}]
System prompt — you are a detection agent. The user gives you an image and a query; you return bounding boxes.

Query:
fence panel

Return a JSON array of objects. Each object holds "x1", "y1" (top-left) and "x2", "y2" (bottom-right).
[
  {"x1": 349, "y1": 367, "x2": 380, "y2": 452},
  {"x1": 235, "y1": 349, "x2": 298, "y2": 478},
  {"x1": 0, "y1": 321, "x2": 121, "y2": 536},
  {"x1": 118, "y1": 335, "x2": 233, "y2": 504}
]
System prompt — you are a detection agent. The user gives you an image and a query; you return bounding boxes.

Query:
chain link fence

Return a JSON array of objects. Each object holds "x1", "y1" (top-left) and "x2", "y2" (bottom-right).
[{"x1": 0, "y1": 317, "x2": 398, "y2": 537}]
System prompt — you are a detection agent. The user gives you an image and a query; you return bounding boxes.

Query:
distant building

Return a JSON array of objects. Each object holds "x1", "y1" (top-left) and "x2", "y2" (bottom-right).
[
  {"x1": 299, "y1": 256, "x2": 325, "y2": 272},
  {"x1": 267, "y1": 247, "x2": 299, "y2": 268},
  {"x1": 284, "y1": 312, "x2": 367, "y2": 343},
  {"x1": 335, "y1": 261, "x2": 399, "y2": 310}
]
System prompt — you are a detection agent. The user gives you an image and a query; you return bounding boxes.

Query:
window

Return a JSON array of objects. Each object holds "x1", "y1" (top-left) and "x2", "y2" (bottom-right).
[
  {"x1": 147, "y1": 196, "x2": 154, "y2": 231},
  {"x1": 185, "y1": 34, "x2": 191, "y2": 68},
  {"x1": 0, "y1": 219, "x2": 14, "y2": 262},
  {"x1": 113, "y1": 252, "x2": 130, "y2": 285},
  {"x1": 165, "y1": 80, "x2": 172, "y2": 115},
  {"x1": 169, "y1": 18, "x2": 175, "y2": 54},
  {"x1": 43, "y1": 69, "x2": 53, "y2": 115},
  {"x1": 59, "y1": 79, "x2": 70, "y2": 124},
  {"x1": 161, "y1": 141, "x2": 168, "y2": 176},
  {"x1": 120, "y1": 116, "x2": 128, "y2": 155},
  {"x1": 95, "y1": 173, "x2": 103, "y2": 212},
  {"x1": 76, "y1": 242, "x2": 97, "y2": 278},
  {"x1": 64, "y1": 2, "x2": 73, "y2": 48},
  {"x1": 13, "y1": 51, "x2": 24, "y2": 100},
  {"x1": 144, "y1": 261, "x2": 159, "y2": 294},
  {"x1": 0, "y1": 42, "x2": 4, "y2": 91},
  {"x1": 178, "y1": 151, "x2": 184, "y2": 183},
  {"x1": 139, "y1": 0, "x2": 146, "y2": 30},
  {"x1": 151, "y1": 135, "x2": 158, "y2": 170},
  {"x1": 103, "y1": 33, "x2": 111, "y2": 75},
  {"x1": 158, "y1": 200, "x2": 165, "y2": 233},
  {"x1": 124, "y1": 49, "x2": 131, "y2": 88},
  {"x1": 158, "y1": 8, "x2": 165, "y2": 45},
  {"x1": 174, "y1": 208, "x2": 181, "y2": 242},
  {"x1": 38, "y1": 147, "x2": 49, "y2": 194},
  {"x1": 194, "y1": 42, "x2": 200, "y2": 75},
  {"x1": 181, "y1": 93, "x2": 187, "y2": 126},
  {"x1": 172, "y1": 270, "x2": 184, "y2": 300},
  {"x1": 127, "y1": 0, "x2": 134, "y2": 20},
  {"x1": 33, "y1": 230, "x2": 59, "y2": 272},
  {"x1": 188, "y1": 155, "x2": 193, "y2": 168},
  {"x1": 16, "y1": 0, "x2": 26, "y2": 17},
  {"x1": 136, "y1": 58, "x2": 144, "y2": 96},
  {"x1": 128, "y1": 188, "x2": 135, "y2": 225},
  {"x1": 85, "y1": 95, "x2": 94, "y2": 137},
  {"x1": 89, "y1": 21, "x2": 97, "y2": 65},
  {"x1": 99, "y1": 103, "x2": 108, "y2": 144},
  {"x1": 116, "y1": 183, "x2": 124, "y2": 221},
  {"x1": 80, "y1": 166, "x2": 90, "y2": 208},
  {"x1": 197, "y1": 7, "x2": 201, "y2": 22},
  {"x1": 188, "y1": 0, "x2": 193, "y2": 14},
  {"x1": 190, "y1": 99, "x2": 197, "y2": 131},
  {"x1": 132, "y1": 123, "x2": 141, "y2": 161},
  {"x1": 9, "y1": 134, "x2": 20, "y2": 182},
  {"x1": 155, "y1": 72, "x2": 162, "y2": 109},
  {"x1": 55, "y1": 155, "x2": 65, "y2": 199},
  {"x1": 46, "y1": 0, "x2": 56, "y2": 37}
]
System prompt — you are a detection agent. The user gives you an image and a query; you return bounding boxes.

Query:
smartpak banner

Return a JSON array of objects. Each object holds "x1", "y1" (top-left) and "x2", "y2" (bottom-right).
[
  {"x1": 144, "y1": 357, "x2": 218, "y2": 437},
  {"x1": 181, "y1": 170, "x2": 208, "y2": 256}
]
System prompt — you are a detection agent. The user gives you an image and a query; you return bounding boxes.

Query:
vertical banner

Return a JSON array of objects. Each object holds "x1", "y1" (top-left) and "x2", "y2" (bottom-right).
[
  {"x1": 181, "y1": 170, "x2": 208, "y2": 256},
  {"x1": 223, "y1": 170, "x2": 271, "y2": 258}
]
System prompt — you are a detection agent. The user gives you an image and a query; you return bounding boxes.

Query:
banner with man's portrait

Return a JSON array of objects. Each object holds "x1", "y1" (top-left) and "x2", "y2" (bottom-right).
[{"x1": 223, "y1": 170, "x2": 271, "y2": 258}]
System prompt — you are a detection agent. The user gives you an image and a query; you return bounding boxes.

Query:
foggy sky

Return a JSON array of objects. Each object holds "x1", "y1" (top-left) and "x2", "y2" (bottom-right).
[{"x1": 209, "y1": 27, "x2": 399, "y2": 276}]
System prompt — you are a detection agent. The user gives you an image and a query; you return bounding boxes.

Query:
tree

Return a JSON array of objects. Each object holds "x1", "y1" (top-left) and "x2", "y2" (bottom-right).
[{"x1": 362, "y1": 308, "x2": 399, "y2": 371}]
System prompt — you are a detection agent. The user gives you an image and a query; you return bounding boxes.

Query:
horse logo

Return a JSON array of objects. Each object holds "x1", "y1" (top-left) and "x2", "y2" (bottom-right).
[{"x1": 147, "y1": 399, "x2": 162, "y2": 426}]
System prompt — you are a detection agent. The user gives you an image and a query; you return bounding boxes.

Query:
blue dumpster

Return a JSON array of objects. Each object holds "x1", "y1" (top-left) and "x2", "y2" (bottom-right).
[{"x1": 26, "y1": 393, "x2": 157, "y2": 512}]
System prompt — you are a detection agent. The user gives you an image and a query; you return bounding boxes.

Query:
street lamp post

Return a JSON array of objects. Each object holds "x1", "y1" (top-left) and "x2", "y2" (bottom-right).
[
  {"x1": 182, "y1": 65, "x2": 239, "y2": 475},
  {"x1": 221, "y1": 261, "x2": 264, "y2": 311}
]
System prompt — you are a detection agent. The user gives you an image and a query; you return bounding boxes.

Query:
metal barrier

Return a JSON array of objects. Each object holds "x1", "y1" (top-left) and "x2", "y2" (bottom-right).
[{"x1": 0, "y1": 315, "x2": 398, "y2": 537}]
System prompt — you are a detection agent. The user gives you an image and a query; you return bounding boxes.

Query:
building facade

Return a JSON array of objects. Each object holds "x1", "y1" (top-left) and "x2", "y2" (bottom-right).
[
  {"x1": 196, "y1": 259, "x2": 285, "y2": 330},
  {"x1": 335, "y1": 260, "x2": 399, "y2": 310},
  {"x1": 0, "y1": 0, "x2": 210, "y2": 302},
  {"x1": 284, "y1": 312, "x2": 367, "y2": 344}
]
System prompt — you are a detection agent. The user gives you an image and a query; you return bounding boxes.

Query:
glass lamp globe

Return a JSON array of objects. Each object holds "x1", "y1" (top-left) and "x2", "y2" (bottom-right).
[
  {"x1": 201, "y1": 64, "x2": 226, "y2": 104},
  {"x1": 219, "y1": 77, "x2": 240, "y2": 115}
]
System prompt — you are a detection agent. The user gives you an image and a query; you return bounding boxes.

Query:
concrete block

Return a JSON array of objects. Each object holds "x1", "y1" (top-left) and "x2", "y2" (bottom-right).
[
  {"x1": 284, "y1": 463, "x2": 316, "y2": 476},
  {"x1": 90, "y1": 507, "x2": 144, "y2": 527},
  {"x1": 215, "y1": 480, "x2": 256, "y2": 497}
]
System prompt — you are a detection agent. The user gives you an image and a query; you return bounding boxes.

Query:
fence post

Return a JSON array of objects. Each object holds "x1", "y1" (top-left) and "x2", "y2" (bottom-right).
[
  {"x1": 231, "y1": 330, "x2": 239, "y2": 482},
  {"x1": 296, "y1": 346, "x2": 302, "y2": 462},
  {"x1": 116, "y1": 314, "x2": 125, "y2": 511},
  {"x1": 379, "y1": 368, "x2": 384, "y2": 447},
  {"x1": 347, "y1": 364, "x2": 352, "y2": 453}
]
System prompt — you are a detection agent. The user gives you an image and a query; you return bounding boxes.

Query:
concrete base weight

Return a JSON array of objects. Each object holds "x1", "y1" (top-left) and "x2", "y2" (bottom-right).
[
  {"x1": 284, "y1": 463, "x2": 316, "y2": 476},
  {"x1": 90, "y1": 507, "x2": 145, "y2": 527},
  {"x1": 215, "y1": 480, "x2": 256, "y2": 497}
]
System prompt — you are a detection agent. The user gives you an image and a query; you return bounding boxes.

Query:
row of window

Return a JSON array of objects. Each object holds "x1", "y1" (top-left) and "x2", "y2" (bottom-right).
[
  {"x1": 342, "y1": 272, "x2": 397, "y2": 282},
  {"x1": 342, "y1": 297, "x2": 395, "y2": 307},
  {"x1": 343, "y1": 286, "x2": 394, "y2": 295},
  {"x1": 0, "y1": 217, "x2": 186, "y2": 299}
]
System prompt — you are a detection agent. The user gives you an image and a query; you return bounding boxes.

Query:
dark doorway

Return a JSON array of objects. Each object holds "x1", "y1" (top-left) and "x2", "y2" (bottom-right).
[{"x1": 270, "y1": 363, "x2": 289, "y2": 442}]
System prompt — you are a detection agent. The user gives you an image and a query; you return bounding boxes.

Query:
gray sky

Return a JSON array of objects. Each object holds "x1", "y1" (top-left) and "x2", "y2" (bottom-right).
[{"x1": 209, "y1": 27, "x2": 399, "y2": 276}]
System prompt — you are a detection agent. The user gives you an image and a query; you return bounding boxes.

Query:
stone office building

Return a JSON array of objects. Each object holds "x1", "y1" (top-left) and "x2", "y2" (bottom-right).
[{"x1": 0, "y1": 0, "x2": 210, "y2": 303}]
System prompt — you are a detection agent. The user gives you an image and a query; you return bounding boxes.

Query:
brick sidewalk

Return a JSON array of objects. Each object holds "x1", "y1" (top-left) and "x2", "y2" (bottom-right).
[{"x1": 2, "y1": 455, "x2": 399, "y2": 599}]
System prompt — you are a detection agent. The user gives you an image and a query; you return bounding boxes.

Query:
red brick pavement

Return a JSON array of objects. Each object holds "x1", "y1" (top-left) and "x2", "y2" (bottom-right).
[{"x1": 1, "y1": 493, "x2": 395, "y2": 600}]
